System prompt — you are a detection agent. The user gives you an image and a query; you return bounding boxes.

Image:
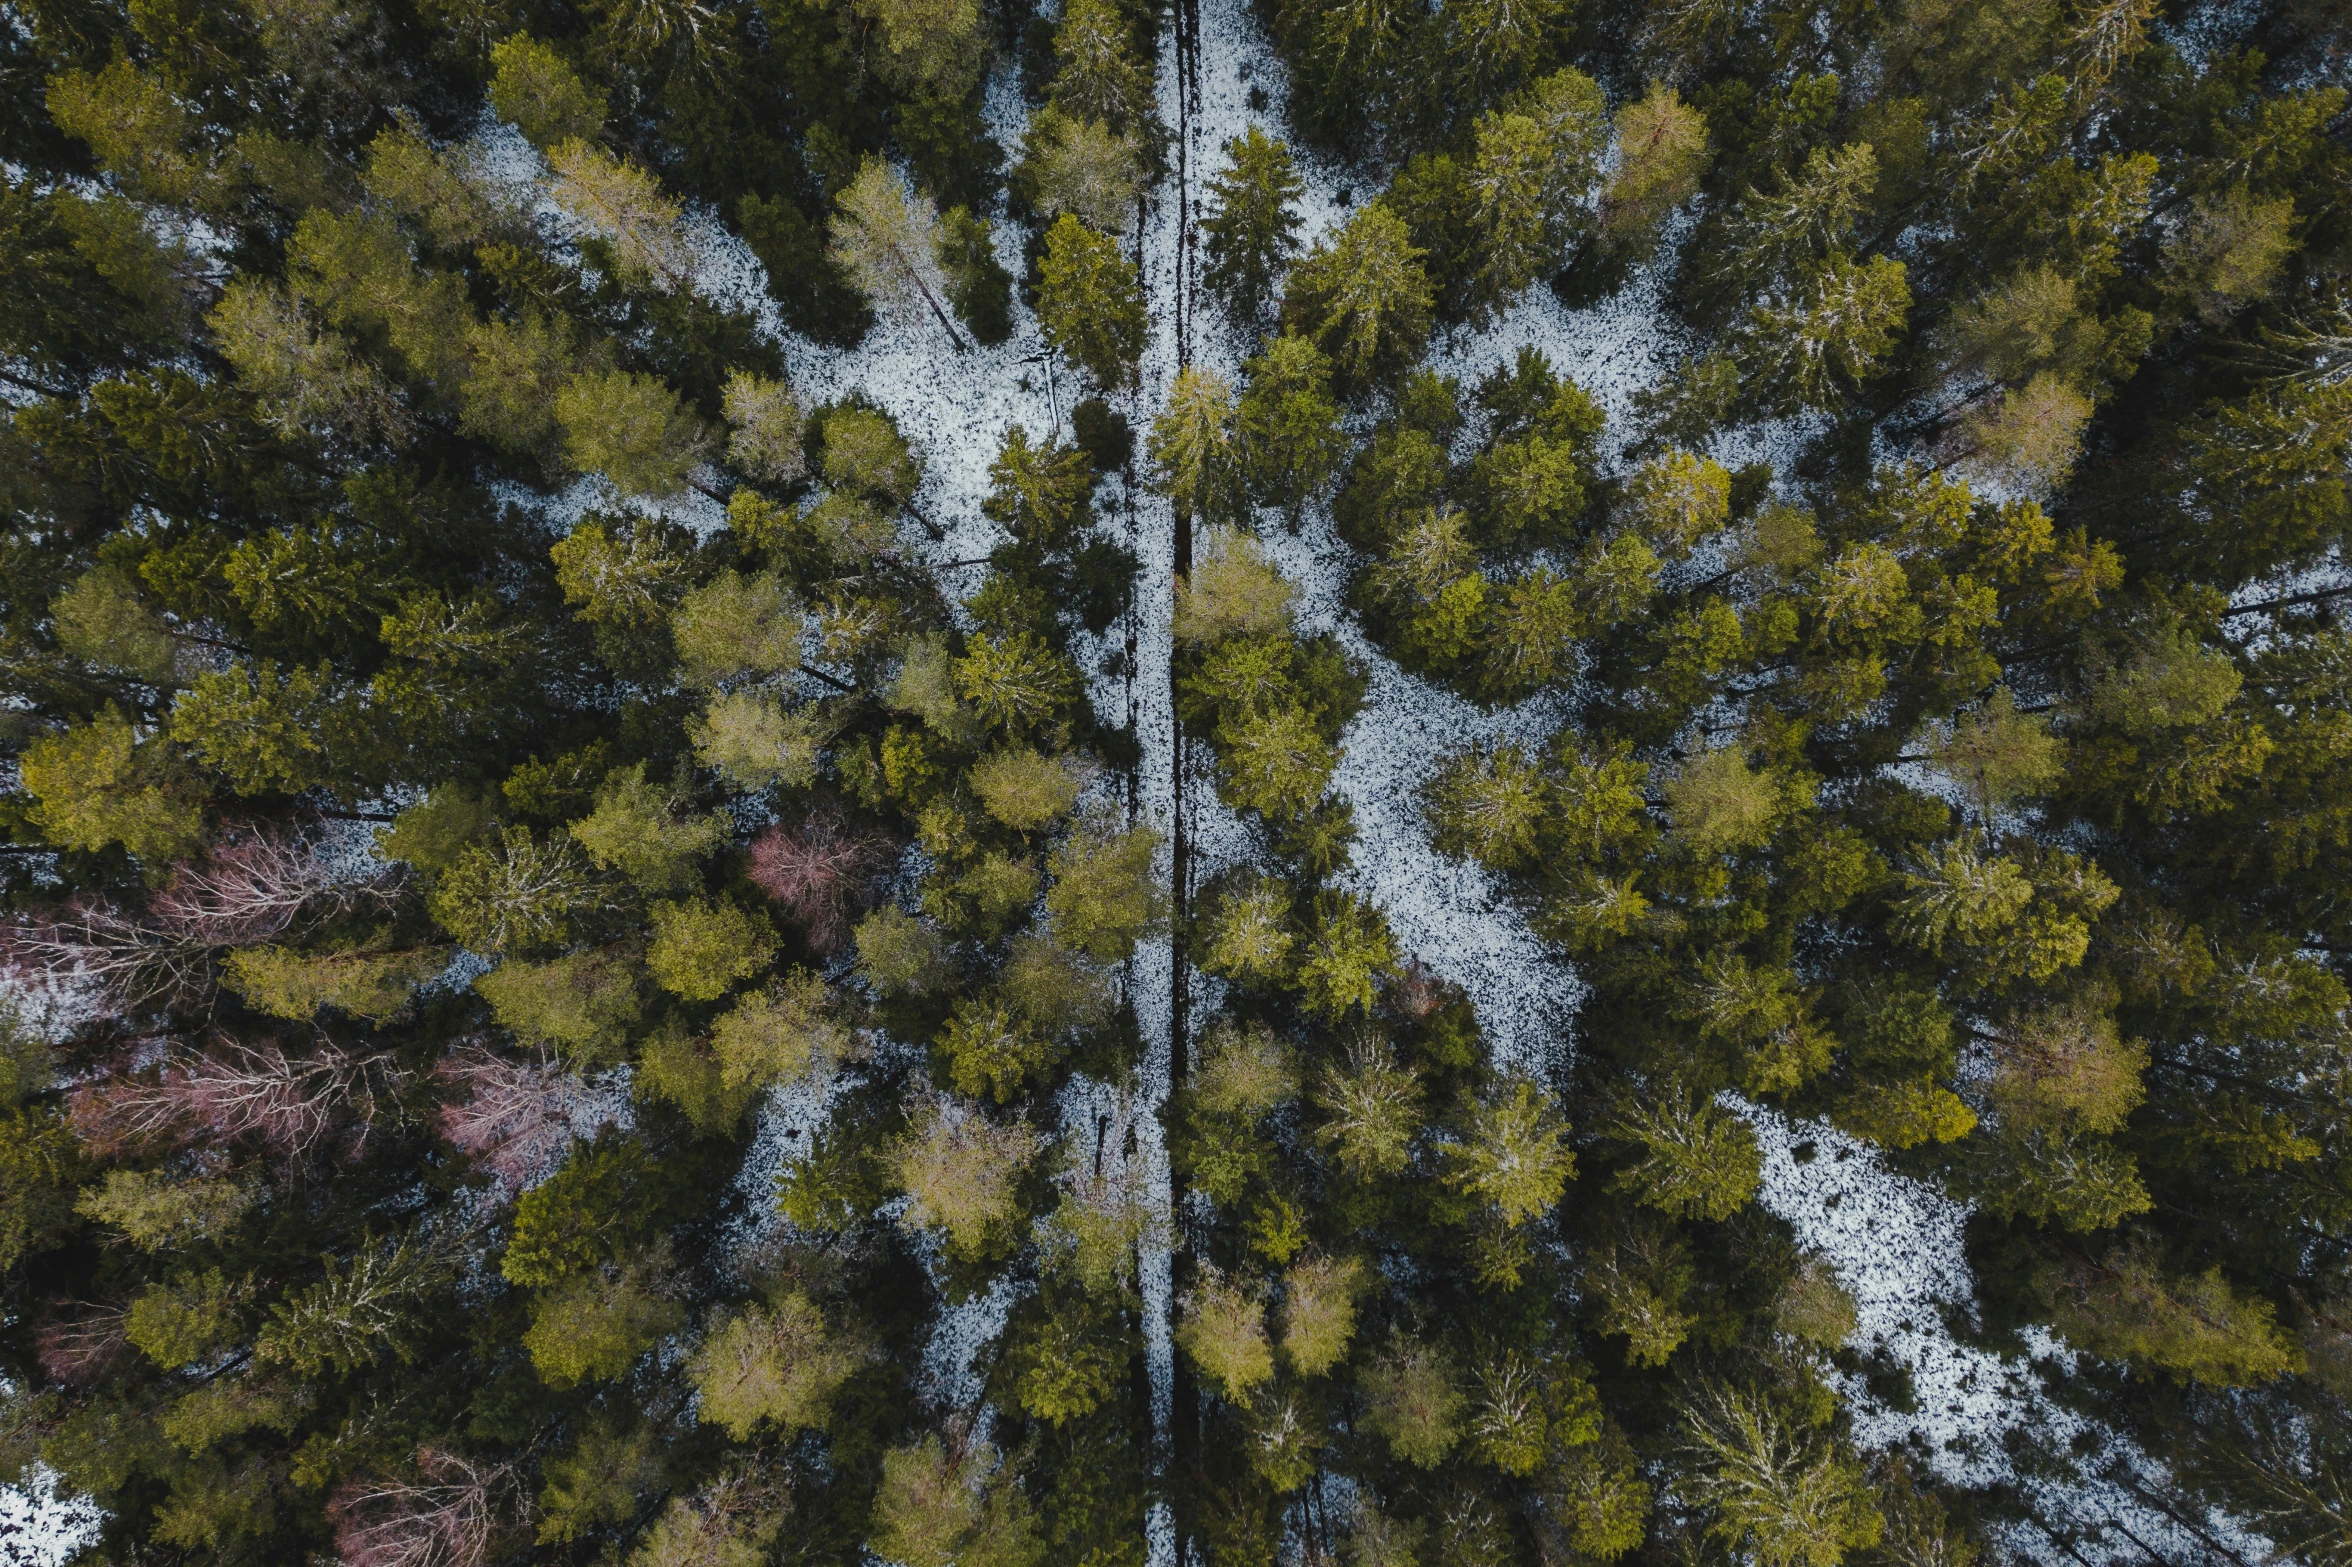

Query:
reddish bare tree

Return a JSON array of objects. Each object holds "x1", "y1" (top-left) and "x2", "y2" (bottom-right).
[
  {"x1": 433, "y1": 1044, "x2": 619, "y2": 1189},
  {"x1": 745, "y1": 809, "x2": 889, "y2": 953},
  {"x1": 68, "y1": 1037, "x2": 395, "y2": 1159},
  {"x1": 149, "y1": 823, "x2": 400, "y2": 945},
  {"x1": 32, "y1": 1304, "x2": 130, "y2": 1387},
  {"x1": 1, "y1": 822, "x2": 402, "y2": 1011},
  {"x1": 1387, "y1": 957, "x2": 1446, "y2": 1022},
  {"x1": 0, "y1": 895, "x2": 216, "y2": 1010},
  {"x1": 327, "y1": 1449, "x2": 513, "y2": 1567}
]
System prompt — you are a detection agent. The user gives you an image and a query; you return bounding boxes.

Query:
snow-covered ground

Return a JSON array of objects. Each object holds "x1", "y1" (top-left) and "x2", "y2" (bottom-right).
[
  {"x1": 0, "y1": 1467, "x2": 101, "y2": 1566},
  {"x1": 0, "y1": 4, "x2": 2277, "y2": 1560},
  {"x1": 1748, "y1": 1109, "x2": 2273, "y2": 1563},
  {"x1": 1158, "y1": 1, "x2": 2273, "y2": 1558}
]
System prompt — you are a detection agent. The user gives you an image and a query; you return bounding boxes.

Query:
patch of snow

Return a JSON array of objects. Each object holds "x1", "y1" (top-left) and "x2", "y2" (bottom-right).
[
  {"x1": 418, "y1": 949, "x2": 494, "y2": 999},
  {"x1": 1328, "y1": 666, "x2": 1584, "y2": 1077},
  {"x1": 494, "y1": 469, "x2": 730, "y2": 541},
  {"x1": 1744, "y1": 1102, "x2": 2276, "y2": 1564},
  {"x1": 0, "y1": 1465, "x2": 103, "y2": 1566},
  {"x1": 1746, "y1": 1101, "x2": 2062, "y2": 1476},
  {"x1": 1424, "y1": 257, "x2": 1679, "y2": 462},
  {"x1": 724, "y1": 1068, "x2": 854, "y2": 1263},
  {"x1": 923, "y1": 1272, "x2": 1021, "y2": 1408},
  {"x1": 1258, "y1": 500, "x2": 1588, "y2": 1073},
  {"x1": 2158, "y1": 0, "x2": 2269, "y2": 75},
  {"x1": 2220, "y1": 551, "x2": 2350, "y2": 655}
]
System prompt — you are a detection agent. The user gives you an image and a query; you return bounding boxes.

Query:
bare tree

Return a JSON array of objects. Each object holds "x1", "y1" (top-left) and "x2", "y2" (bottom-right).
[
  {"x1": 0, "y1": 824, "x2": 400, "y2": 1010},
  {"x1": 745, "y1": 810, "x2": 890, "y2": 954},
  {"x1": 32, "y1": 1303, "x2": 131, "y2": 1387},
  {"x1": 434, "y1": 1044, "x2": 619, "y2": 1189},
  {"x1": 328, "y1": 1448, "x2": 514, "y2": 1567},
  {"x1": 69, "y1": 1037, "x2": 397, "y2": 1159},
  {"x1": 151, "y1": 824, "x2": 399, "y2": 943},
  {"x1": 0, "y1": 895, "x2": 214, "y2": 1009}
]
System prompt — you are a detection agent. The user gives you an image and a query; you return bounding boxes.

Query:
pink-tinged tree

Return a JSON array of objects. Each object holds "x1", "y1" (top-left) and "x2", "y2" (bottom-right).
[
  {"x1": 0, "y1": 823, "x2": 398, "y2": 1008},
  {"x1": 433, "y1": 1043, "x2": 619, "y2": 1189},
  {"x1": 327, "y1": 1449, "x2": 516, "y2": 1567},
  {"x1": 68, "y1": 1037, "x2": 395, "y2": 1158},
  {"x1": 745, "y1": 809, "x2": 891, "y2": 953},
  {"x1": 33, "y1": 1304, "x2": 131, "y2": 1386}
]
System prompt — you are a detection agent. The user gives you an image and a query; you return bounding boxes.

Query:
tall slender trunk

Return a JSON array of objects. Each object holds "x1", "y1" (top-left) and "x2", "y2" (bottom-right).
[{"x1": 909, "y1": 264, "x2": 970, "y2": 353}]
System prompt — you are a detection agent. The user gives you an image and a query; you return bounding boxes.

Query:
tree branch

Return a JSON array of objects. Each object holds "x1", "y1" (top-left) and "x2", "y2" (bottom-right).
[
  {"x1": 2220, "y1": 581, "x2": 2352, "y2": 617},
  {"x1": 0, "y1": 364, "x2": 76, "y2": 399},
  {"x1": 800, "y1": 663, "x2": 857, "y2": 694}
]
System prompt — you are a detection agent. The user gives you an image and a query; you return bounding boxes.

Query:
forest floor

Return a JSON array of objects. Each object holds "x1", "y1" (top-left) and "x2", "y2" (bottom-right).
[
  {"x1": 1099, "y1": 2, "x2": 2274, "y2": 1560},
  {"x1": 0, "y1": 7, "x2": 2287, "y2": 1562}
]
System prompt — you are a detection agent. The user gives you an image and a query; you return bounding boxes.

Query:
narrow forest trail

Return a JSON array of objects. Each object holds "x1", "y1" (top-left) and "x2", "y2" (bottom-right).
[{"x1": 1124, "y1": 0, "x2": 1206, "y2": 1556}]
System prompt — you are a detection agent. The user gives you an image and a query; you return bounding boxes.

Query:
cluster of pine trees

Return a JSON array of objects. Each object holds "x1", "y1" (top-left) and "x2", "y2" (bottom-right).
[{"x1": 4, "y1": 0, "x2": 2352, "y2": 1559}]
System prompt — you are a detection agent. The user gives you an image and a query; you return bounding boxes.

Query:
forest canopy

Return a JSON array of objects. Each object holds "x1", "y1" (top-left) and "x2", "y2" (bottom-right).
[{"x1": 2, "y1": 0, "x2": 2352, "y2": 1561}]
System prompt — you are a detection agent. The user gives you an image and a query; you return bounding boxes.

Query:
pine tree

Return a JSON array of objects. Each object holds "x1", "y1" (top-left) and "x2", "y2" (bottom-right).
[
  {"x1": 1048, "y1": 0, "x2": 1156, "y2": 135},
  {"x1": 1035, "y1": 214, "x2": 1147, "y2": 388},
  {"x1": 1150, "y1": 366, "x2": 1239, "y2": 522},
  {"x1": 2035, "y1": 1241, "x2": 2302, "y2": 1386},
  {"x1": 859, "y1": 0, "x2": 987, "y2": 92},
  {"x1": 1464, "y1": 70, "x2": 1608, "y2": 314},
  {"x1": 548, "y1": 140, "x2": 692, "y2": 292},
  {"x1": 1235, "y1": 333, "x2": 1346, "y2": 519},
  {"x1": 554, "y1": 369, "x2": 710, "y2": 497},
  {"x1": 1598, "y1": 84, "x2": 1711, "y2": 262},
  {"x1": 831, "y1": 155, "x2": 969, "y2": 350},
  {"x1": 1713, "y1": 142, "x2": 1881, "y2": 298},
  {"x1": 1282, "y1": 201, "x2": 1433, "y2": 393},
  {"x1": 1202, "y1": 127, "x2": 1306, "y2": 333},
  {"x1": 719, "y1": 370, "x2": 805, "y2": 485},
  {"x1": 1015, "y1": 107, "x2": 1147, "y2": 235},
  {"x1": 1738, "y1": 251, "x2": 1913, "y2": 413},
  {"x1": 1678, "y1": 1385, "x2": 1882, "y2": 1567},
  {"x1": 487, "y1": 37, "x2": 607, "y2": 148}
]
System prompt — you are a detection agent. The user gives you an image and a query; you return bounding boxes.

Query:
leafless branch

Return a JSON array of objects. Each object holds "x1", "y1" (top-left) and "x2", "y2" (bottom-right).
[
  {"x1": 328, "y1": 1448, "x2": 515, "y2": 1567},
  {"x1": 434, "y1": 1044, "x2": 620, "y2": 1190},
  {"x1": 69, "y1": 1037, "x2": 399, "y2": 1159}
]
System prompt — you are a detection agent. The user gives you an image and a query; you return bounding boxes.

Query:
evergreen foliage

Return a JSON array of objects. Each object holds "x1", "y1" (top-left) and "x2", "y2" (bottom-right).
[{"x1": 2, "y1": 0, "x2": 2350, "y2": 1558}]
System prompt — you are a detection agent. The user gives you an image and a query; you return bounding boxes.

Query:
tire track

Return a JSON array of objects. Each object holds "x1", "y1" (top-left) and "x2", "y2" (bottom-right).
[{"x1": 1161, "y1": 0, "x2": 1204, "y2": 1556}]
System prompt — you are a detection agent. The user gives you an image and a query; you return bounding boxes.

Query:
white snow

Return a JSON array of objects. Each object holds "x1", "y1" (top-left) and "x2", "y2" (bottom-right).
[
  {"x1": 0, "y1": 1465, "x2": 102, "y2": 1566},
  {"x1": 1746, "y1": 1105, "x2": 2277, "y2": 1564},
  {"x1": 1254, "y1": 505, "x2": 1587, "y2": 1076},
  {"x1": 1423, "y1": 247, "x2": 1679, "y2": 454},
  {"x1": 0, "y1": 9, "x2": 2287, "y2": 1561},
  {"x1": 922, "y1": 1274, "x2": 1022, "y2": 1408},
  {"x1": 725, "y1": 1065, "x2": 854, "y2": 1263}
]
